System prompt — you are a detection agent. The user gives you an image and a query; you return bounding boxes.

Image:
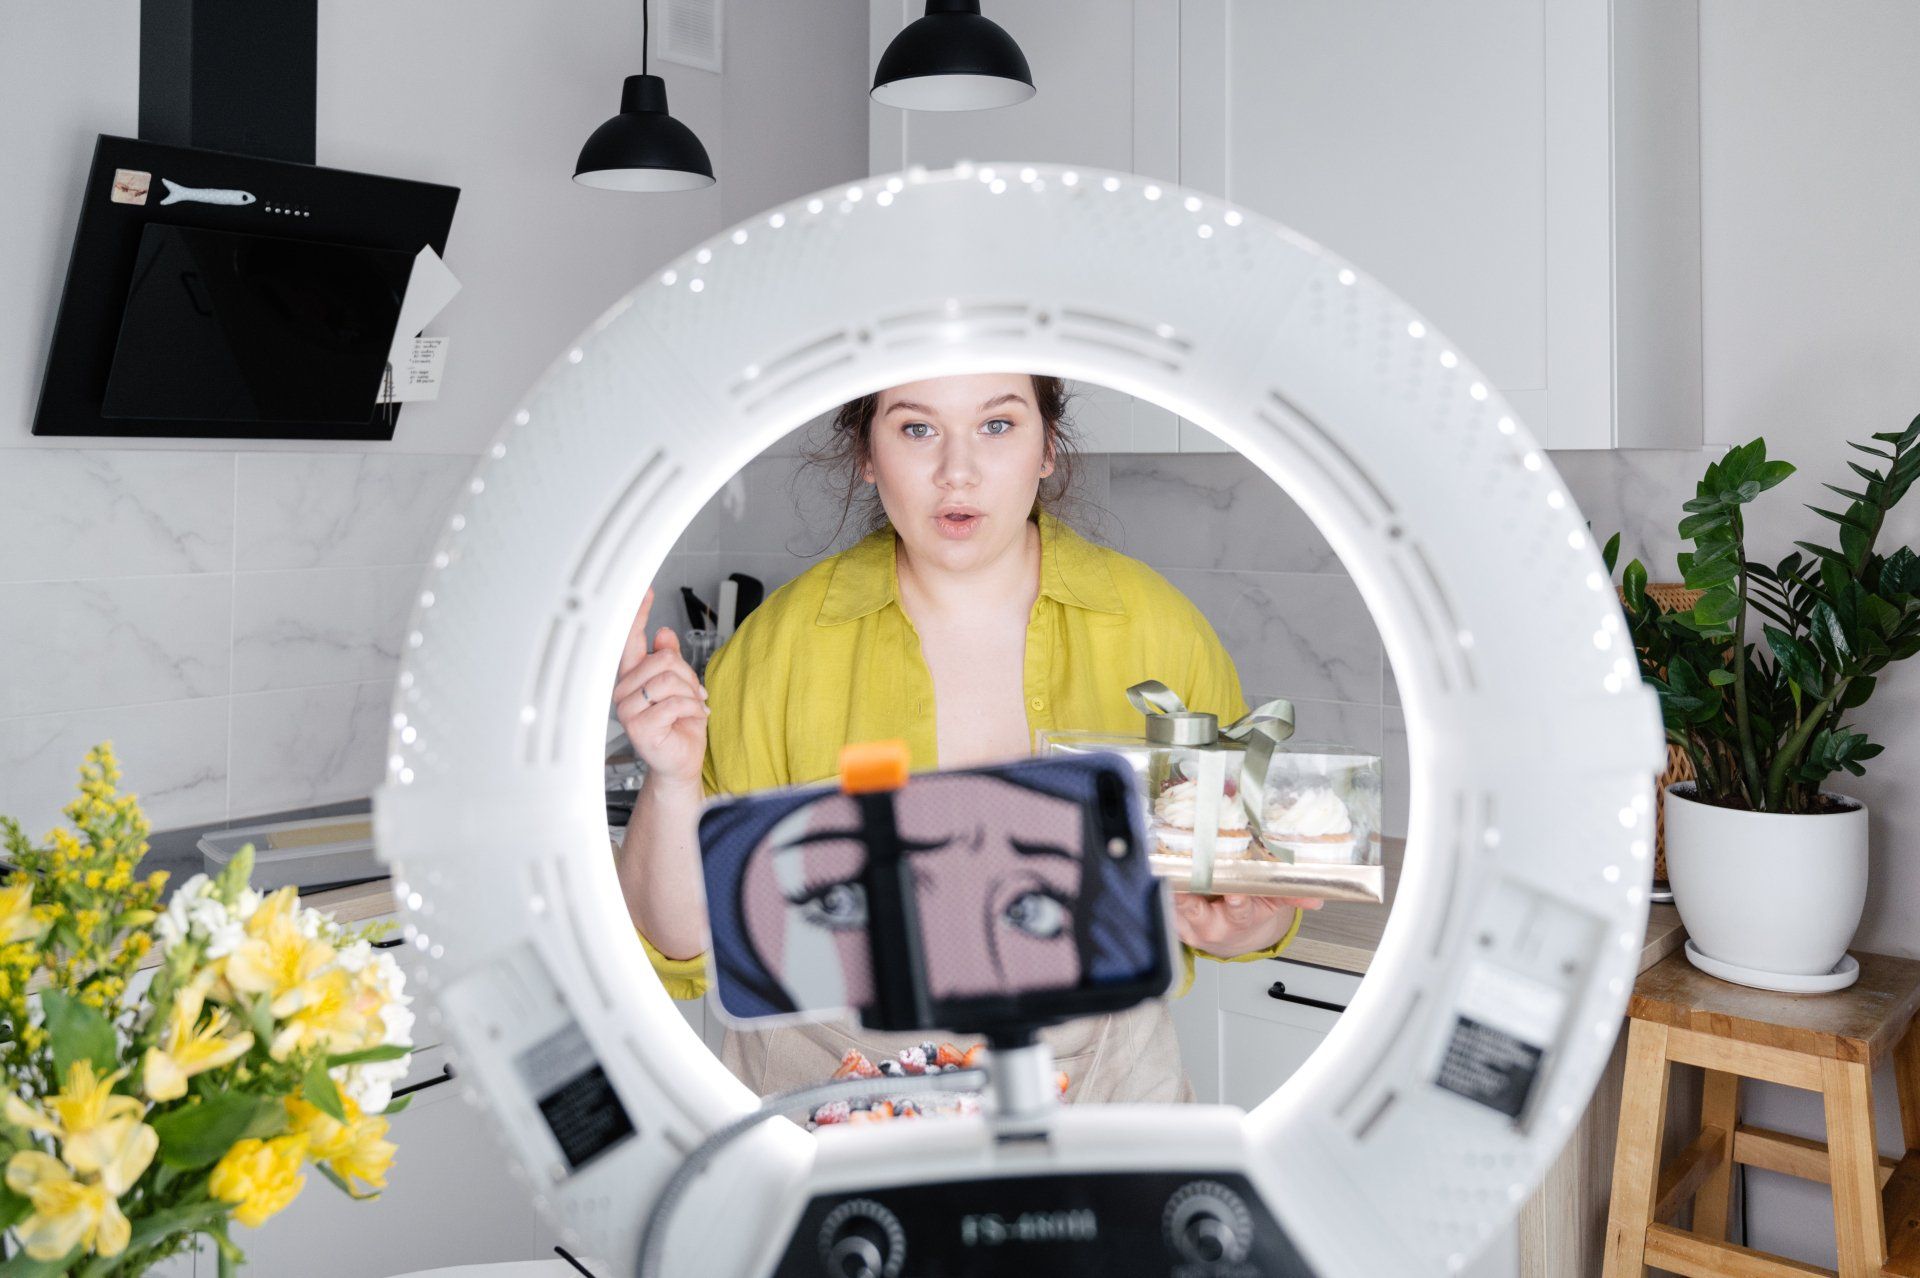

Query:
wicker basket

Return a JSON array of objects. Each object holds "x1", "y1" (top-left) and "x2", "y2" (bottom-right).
[{"x1": 1628, "y1": 583, "x2": 1703, "y2": 881}]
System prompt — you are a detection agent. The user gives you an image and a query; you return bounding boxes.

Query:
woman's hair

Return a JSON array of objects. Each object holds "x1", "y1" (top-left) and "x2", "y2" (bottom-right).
[{"x1": 799, "y1": 374, "x2": 1084, "y2": 552}]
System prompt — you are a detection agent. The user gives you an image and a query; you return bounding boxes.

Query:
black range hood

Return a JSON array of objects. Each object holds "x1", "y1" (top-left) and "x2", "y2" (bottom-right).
[{"x1": 32, "y1": 0, "x2": 460, "y2": 441}]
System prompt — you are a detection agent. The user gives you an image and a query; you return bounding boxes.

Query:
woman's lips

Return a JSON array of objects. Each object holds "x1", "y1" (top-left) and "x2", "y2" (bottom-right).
[{"x1": 933, "y1": 511, "x2": 983, "y2": 540}]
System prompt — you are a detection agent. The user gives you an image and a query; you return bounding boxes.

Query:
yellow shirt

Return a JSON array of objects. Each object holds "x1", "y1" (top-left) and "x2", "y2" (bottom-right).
[{"x1": 640, "y1": 509, "x2": 1302, "y2": 999}]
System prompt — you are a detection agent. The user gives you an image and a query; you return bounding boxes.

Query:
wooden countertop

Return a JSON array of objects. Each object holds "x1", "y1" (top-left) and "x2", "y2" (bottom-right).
[
  {"x1": 1283, "y1": 837, "x2": 1687, "y2": 977},
  {"x1": 195, "y1": 848, "x2": 1690, "y2": 984}
]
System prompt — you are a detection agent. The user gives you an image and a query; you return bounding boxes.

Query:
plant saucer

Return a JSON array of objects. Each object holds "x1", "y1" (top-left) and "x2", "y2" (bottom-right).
[{"x1": 1684, "y1": 939, "x2": 1860, "y2": 993}]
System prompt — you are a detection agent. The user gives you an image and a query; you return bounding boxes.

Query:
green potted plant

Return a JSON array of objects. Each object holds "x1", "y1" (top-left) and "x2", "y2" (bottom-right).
[{"x1": 1606, "y1": 416, "x2": 1920, "y2": 990}]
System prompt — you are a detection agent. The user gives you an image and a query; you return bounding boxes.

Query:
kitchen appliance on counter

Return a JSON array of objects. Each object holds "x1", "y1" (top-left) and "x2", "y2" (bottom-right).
[{"x1": 198, "y1": 810, "x2": 385, "y2": 893}]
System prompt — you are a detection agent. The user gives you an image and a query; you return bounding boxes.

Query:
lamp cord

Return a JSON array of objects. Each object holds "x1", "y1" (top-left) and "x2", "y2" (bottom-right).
[
  {"x1": 635, "y1": 1067, "x2": 988, "y2": 1278},
  {"x1": 642, "y1": 0, "x2": 649, "y2": 75}
]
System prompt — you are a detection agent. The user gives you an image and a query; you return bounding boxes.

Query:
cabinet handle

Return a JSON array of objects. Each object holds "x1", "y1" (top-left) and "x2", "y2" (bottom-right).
[
  {"x1": 392, "y1": 1060, "x2": 457, "y2": 1101},
  {"x1": 1266, "y1": 981, "x2": 1346, "y2": 1014},
  {"x1": 372, "y1": 936, "x2": 405, "y2": 949}
]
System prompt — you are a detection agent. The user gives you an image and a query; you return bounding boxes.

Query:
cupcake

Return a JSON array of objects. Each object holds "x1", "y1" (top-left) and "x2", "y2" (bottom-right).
[
  {"x1": 1262, "y1": 787, "x2": 1356, "y2": 863},
  {"x1": 1152, "y1": 778, "x2": 1255, "y2": 860}
]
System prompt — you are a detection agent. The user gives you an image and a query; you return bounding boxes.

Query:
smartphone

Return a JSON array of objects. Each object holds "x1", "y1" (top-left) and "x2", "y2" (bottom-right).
[{"x1": 697, "y1": 752, "x2": 1172, "y2": 1034}]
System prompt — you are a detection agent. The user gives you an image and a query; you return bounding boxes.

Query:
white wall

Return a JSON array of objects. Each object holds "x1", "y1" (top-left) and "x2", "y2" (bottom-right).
[
  {"x1": 1551, "y1": 5, "x2": 1920, "y2": 1268},
  {"x1": 0, "y1": 0, "x2": 868, "y2": 835}
]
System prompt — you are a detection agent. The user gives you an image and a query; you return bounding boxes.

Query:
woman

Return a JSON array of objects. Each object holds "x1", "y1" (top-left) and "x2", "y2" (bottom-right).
[{"x1": 613, "y1": 372, "x2": 1318, "y2": 1102}]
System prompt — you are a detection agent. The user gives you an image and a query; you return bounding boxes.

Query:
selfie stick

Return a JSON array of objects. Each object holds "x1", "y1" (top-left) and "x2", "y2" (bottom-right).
[{"x1": 838, "y1": 741, "x2": 1061, "y2": 1131}]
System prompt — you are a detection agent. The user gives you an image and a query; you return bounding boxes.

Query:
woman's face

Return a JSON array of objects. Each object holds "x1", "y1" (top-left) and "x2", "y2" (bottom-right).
[
  {"x1": 737, "y1": 777, "x2": 1086, "y2": 1009},
  {"x1": 862, "y1": 373, "x2": 1054, "y2": 571}
]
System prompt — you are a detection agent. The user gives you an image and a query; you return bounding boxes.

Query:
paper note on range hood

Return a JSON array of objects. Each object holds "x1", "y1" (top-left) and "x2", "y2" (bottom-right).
[{"x1": 32, "y1": 134, "x2": 459, "y2": 442}]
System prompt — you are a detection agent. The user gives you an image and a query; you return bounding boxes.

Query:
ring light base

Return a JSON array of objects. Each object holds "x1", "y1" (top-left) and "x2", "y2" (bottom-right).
[{"x1": 374, "y1": 161, "x2": 1662, "y2": 1276}]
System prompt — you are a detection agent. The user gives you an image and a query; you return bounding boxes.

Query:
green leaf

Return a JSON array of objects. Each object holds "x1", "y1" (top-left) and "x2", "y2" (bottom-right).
[
  {"x1": 1882, "y1": 547, "x2": 1920, "y2": 596},
  {"x1": 0, "y1": 1183, "x2": 30, "y2": 1233},
  {"x1": 1691, "y1": 587, "x2": 1741, "y2": 628},
  {"x1": 1758, "y1": 459, "x2": 1796, "y2": 490},
  {"x1": 42, "y1": 990, "x2": 119, "y2": 1080},
  {"x1": 152, "y1": 1093, "x2": 280, "y2": 1170},
  {"x1": 1808, "y1": 601, "x2": 1855, "y2": 670},
  {"x1": 1602, "y1": 531, "x2": 1621, "y2": 573},
  {"x1": 123, "y1": 1201, "x2": 232, "y2": 1255},
  {"x1": 303, "y1": 1059, "x2": 347, "y2": 1124},
  {"x1": 325, "y1": 1043, "x2": 412, "y2": 1069},
  {"x1": 1623, "y1": 559, "x2": 1648, "y2": 610},
  {"x1": 1678, "y1": 509, "x2": 1730, "y2": 540},
  {"x1": 1706, "y1": 668, "x2": 1736, "y2": 686},
  {"x1": 379, "y1": 1092, "x2": 414, "y2": 1118},
  {"x1": 1840, "y1": 674, "x2": 1877, "y2": 710},
  {"x1": 1764, "y1": 626, "x2": 1826, "y2": 695}
]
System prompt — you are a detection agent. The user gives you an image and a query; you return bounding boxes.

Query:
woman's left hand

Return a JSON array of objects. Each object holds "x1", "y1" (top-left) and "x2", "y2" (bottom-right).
[{"x1": 1173, "y1": 892, "x2": 1323, "y2": 958}]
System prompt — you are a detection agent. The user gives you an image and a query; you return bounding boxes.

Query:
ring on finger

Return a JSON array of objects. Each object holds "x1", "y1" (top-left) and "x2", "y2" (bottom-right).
[{"x1": 639, "y1": 680, "x2": 653, "y2": 705}]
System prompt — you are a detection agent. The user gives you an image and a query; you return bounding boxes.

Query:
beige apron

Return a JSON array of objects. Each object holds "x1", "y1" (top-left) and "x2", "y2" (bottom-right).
[{"x1": 717, "y1": 997, "x2": 1194, "y2": 1105}]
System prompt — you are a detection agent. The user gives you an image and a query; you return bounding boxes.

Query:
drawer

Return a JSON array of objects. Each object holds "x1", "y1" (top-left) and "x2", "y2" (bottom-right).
[{"x1": 1218, "y1": 957, "x2": 1361, "y2": 1026}]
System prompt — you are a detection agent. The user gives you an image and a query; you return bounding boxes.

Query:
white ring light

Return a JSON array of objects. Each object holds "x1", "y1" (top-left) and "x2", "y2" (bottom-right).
[{"x1": 374, "y1": 162, "x2": 1662, "y2": 1277}]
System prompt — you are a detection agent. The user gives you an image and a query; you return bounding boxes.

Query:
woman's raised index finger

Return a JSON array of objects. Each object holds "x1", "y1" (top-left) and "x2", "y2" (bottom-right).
[{"x1": 620, "y1": 588, "x2": 655, "y2": 672}]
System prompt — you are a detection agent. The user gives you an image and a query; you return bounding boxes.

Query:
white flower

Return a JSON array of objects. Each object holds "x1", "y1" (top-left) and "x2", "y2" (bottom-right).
[
  {"x1": 337, "y1": 1059, "x2": 409, "y2": 1115},
  {"x1": 334, "y1": 939, "x2": 373, "y2": 974},
  {"x1": 202, "y1": 917, "x2": 246, "y2": 960}
]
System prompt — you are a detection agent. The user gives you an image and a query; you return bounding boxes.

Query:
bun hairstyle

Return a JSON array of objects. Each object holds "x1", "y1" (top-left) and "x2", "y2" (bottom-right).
[{"x1": 800, "y1": 375, "x2": 1082, "y2": 552}]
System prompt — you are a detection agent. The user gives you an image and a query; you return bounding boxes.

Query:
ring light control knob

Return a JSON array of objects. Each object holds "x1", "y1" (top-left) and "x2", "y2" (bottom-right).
[
  {"x1": 817, "y1": 1199, "x2": 904, "y2": 1278},
  {"x1": 1164, "y1": 1180, "x2": 1254, "y2": 1266}
]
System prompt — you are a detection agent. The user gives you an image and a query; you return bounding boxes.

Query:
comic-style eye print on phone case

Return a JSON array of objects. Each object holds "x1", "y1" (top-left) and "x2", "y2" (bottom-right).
[{"x1": 697, "y1": 753, "x2": 1170, "y2": 1031}]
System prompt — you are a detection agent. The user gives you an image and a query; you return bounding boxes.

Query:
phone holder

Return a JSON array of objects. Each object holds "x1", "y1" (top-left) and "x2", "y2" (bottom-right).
[{"x1": 839, "y1": 740, "x2": 1068, "y2": 1128}]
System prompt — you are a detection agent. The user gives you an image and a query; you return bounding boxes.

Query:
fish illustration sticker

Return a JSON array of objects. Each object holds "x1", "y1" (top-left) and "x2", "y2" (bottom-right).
[
  {"x1": 110, "y1": 169, "x2": 151, "y2": 205},
  {"x1": 158, "y1": 179, "x2": 257, "y2": 208}
]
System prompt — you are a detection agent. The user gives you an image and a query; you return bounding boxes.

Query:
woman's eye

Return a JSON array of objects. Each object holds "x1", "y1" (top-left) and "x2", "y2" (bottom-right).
[
  {"x1": 981, "y1": 418, "x2": 1013, "y2": 436},
  {"x1": 903, "y1": 422, "x2": 934, "y2": 439},
  {"x1": 1003, "y1": 890, "x2": 1068, "y2": 939},
  {"x1": 794, "y1": 881, "x2": 867, "y2": 931}
]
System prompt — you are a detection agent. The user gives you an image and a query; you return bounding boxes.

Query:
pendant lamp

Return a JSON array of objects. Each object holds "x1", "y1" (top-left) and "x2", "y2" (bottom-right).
[
  {"x1": 574, "y1": 1, "x2": 715, "y2": 191},
  {"x1": 871, "y1": 0, "x2": 1035, "y2": 112}
]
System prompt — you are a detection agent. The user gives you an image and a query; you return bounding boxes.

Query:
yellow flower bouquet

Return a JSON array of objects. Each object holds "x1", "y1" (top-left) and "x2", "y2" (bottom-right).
[{"x1": 0, "y1": 746, "x2": 412, "y2": 1275}]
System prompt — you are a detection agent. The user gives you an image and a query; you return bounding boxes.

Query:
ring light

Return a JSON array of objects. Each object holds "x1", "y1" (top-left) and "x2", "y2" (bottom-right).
[{"x1": 373, "y1": 162, "x2": 1662, "y2": 1276}]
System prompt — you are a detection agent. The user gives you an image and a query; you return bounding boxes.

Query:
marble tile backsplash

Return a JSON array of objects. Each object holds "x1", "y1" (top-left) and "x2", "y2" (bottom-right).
[
  {"x1": 3, "y1": 432, "x2": 1714, "y2": 848},
  {"x1": 1, "y1": 449, "x2": 469, "y2": 837}
]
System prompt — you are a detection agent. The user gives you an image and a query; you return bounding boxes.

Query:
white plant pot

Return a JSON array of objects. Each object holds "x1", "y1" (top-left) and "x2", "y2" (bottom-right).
[{"x1": 1664, "y1": 781, "x2": 1868, "y2": 981}]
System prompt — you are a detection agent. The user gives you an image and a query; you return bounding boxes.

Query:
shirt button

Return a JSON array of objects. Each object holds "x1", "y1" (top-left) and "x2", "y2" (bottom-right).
[{"x1": 1030, "y1": 697, "x2": 1046, "y2": 711}]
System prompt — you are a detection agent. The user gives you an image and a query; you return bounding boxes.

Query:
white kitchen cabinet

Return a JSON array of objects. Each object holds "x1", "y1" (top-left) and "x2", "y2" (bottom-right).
[
  {"x1": 869, "y1": 0, "x2": 1701, "y2": 451},
  {"x1": 1216, "y1": 957, "x2": 1358, "y2": 1111},
  {"x1": 1171, "y1": 954, "x2": 1360, "y2": 1110},
  {"x1": 1183, "y1": 0, "x2": 1701, "y2": 450}
]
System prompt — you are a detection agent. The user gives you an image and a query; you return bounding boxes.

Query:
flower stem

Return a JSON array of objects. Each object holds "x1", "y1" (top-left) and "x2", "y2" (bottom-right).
[{"x1": 1730, "y1": 510, "x2": 1765, "y2": 807}]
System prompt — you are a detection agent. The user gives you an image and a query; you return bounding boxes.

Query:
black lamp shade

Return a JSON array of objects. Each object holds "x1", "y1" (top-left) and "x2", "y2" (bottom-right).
[
  {"x1": 574, "y1": 74, "x2": 715, "y2": 192},
  {"x1": 871, "y1": 0, "x2": 1035, "y2": 111}
]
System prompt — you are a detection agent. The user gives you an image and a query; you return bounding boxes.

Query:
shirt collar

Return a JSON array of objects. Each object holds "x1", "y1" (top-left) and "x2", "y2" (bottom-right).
[{"x1": 817, "y1": 509, "x2": 1125, "y2": 626}]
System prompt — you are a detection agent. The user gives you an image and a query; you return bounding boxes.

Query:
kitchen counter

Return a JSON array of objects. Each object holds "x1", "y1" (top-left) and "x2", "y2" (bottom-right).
[{"x1": 1285, "y1": 837, "x2": 1686, "y2": 979}]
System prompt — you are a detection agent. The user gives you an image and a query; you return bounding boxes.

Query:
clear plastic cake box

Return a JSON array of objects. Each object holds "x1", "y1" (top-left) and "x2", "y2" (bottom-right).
[
  {"x1": 197, "y1": 812, "x2": 384, "y2": 893},
  {"x1": 1034, "y1": 730, "x2": 1386, "y2": 904}
]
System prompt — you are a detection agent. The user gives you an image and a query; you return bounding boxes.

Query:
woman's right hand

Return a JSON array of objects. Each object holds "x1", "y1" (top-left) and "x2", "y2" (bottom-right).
[{"x1": 614, "y1": 587, "x2": 710, "y2": 788}]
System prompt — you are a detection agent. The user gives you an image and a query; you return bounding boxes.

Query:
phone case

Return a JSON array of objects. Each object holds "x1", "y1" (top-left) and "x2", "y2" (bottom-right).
[{"x1": 696, "y1": 752, "x2": 1173, "y2": 1033}]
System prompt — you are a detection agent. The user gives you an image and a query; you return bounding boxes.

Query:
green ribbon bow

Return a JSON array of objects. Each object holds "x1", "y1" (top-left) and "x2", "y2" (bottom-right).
[{"x1": 1125, "y1": 680, "x2": 1295, "y2": 892}]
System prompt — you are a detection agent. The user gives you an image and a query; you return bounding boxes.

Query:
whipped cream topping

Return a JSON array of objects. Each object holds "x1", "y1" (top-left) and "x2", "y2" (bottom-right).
[
  {"x1": 1263, "y1": 788, "x2": 1353, "y2": 837},
  {"x1": 1154, "y1": 779, "x2": 1250, "y2": 832}
]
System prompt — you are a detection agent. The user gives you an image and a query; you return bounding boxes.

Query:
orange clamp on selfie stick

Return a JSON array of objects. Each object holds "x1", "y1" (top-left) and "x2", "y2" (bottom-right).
[{"x1": 839, "y1": 739, "x2": 911, "y2": 794}]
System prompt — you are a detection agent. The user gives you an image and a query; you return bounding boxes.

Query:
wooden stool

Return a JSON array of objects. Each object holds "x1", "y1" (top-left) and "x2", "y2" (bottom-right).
[{"x1": 1602, "y1": 948, "x2": 1920, "y2": 1278}]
